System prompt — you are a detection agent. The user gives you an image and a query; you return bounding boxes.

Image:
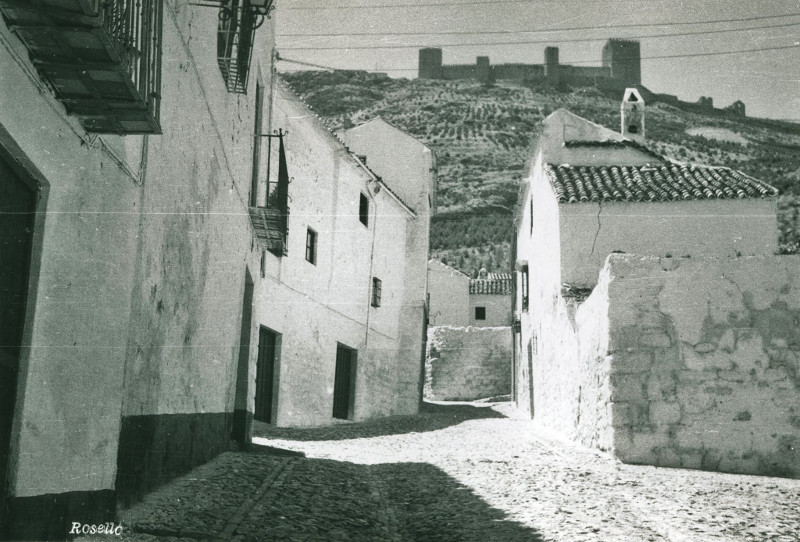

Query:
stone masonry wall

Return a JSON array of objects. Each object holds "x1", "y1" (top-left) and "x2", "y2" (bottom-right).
[
  {"x1": 606, "y1": 254, "x2": 800, "y2": 478},
  {"x1": 426, "y1": 326, "x2": 512, "y2": 401}
]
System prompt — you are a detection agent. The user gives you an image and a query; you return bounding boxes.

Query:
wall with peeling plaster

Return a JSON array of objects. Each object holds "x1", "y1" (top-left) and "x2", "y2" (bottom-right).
[
  {"x1": 425, "y1": 326, "x2": 512, "y2": 401},
  {"x1": 606, "y1": 253, "x2": 800, "y2": 477},
  {"x1": 524, "y1": 253, "x2": 800, "y2": 478}
]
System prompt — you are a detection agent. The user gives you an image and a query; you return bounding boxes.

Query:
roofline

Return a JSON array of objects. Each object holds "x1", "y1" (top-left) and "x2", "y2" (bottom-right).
[
  {"x1": 351, "y1": 154, "x2": 417, "y2": 218},
  {"x1": 428, "y1": 258, "x2": 470, "y2": 277},
  {"x1": 349, "y1": 116, "x2": 433, "y2": 152},
  {"x1": 276, "y1": 79, "x2": 417, "y2": 218}
]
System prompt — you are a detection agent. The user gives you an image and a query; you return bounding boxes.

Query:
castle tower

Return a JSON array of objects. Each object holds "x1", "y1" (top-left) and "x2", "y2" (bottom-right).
[
  {"x1": 602, "y1": 39, "x2": 641, "y2": 87},
  {"x1": 621, "y1": 88, "x2": 645, "y2": 143},
  {"x1": 476, "y1": 56, "x2": 491, "y2": 84},
  {"x1": 544, "y1": 46, "x2": 560, "y2": 87},
  {"x1": 418, "y1": 48, "x2": 443, "y2": 79}
]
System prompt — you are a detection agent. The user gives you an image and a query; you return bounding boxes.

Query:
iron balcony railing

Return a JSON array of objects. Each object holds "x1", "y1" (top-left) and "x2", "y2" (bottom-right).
[{"x1": 0, "y1": 0, "x2": 164, "y2": 134}]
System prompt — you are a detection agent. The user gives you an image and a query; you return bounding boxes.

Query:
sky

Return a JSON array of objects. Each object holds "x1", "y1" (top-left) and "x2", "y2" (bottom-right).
[{"x1": 273, "y1": 0, "x2": 800, "y2": 121}]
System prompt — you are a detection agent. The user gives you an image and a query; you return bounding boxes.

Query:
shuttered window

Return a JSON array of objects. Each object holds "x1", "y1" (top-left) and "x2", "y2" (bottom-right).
[{"x1": 371, "y1": 277, "x2": 382, "y2": 307}]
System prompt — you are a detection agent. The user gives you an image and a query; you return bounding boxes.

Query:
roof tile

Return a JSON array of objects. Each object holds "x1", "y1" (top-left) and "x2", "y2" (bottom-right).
[{"x1": 545, "y1": 163, "x2": 777, "y2": 204}]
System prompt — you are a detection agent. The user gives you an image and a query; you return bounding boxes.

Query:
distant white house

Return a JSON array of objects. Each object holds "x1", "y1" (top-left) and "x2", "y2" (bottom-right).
[{"x1": 427, "y1": 261, "x2": 513, "y2": 327}]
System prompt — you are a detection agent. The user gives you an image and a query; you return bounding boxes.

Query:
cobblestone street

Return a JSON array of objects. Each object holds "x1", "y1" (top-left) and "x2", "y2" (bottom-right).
[{"x1": 86, "y1": 401, "x2": 800, "y2": 542}]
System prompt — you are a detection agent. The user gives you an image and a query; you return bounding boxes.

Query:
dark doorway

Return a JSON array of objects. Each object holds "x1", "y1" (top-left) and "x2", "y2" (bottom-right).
[
  {"x1": 0, "y1": 153, "x2": 36, "y2": 534},
  {"x1": 232, "y1": 272, "x2": 254, "y2": 444},
  {"x1": 333, "y1": 344, "x2": 357, "y2": 420},
  {"x1": 254, "y1": 327, "x2": 279, "y2": 423}
]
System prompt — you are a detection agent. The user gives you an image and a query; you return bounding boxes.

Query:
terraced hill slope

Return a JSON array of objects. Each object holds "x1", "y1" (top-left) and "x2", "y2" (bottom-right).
[{"x1": 282, "y1": 70, "x2": 800, "y2": 276}]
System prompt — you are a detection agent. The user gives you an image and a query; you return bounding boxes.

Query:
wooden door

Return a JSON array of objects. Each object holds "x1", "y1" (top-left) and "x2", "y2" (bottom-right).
[
  {"x1": 0, "y1": 154, "x2": 36, "y2": 533},
  {"x1": 254, "y1": 327, "x2": 278, "y2": 423},
  {"x1": 332, "y1": 344, "x2": 356, "y2": 420}
]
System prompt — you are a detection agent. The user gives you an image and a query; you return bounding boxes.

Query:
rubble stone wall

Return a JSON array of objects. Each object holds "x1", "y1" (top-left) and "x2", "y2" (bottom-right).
[
  {"x1": 426, "y1": 326, "x2": 512, "y2": 401},
  {"x1": 606, "y1": 254, "x2": 800, "y2": 478}
]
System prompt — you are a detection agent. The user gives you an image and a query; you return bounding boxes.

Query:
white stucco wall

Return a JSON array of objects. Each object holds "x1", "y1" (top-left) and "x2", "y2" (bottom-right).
[
  {"x1": 469, "y1": 294, "x2": 512, "y2": 327},
  {"x1": 2, "y1": 0, "x2": 273, "y2": 500},
  {"x1": 428, "y1": 260, "x2": 470, "y2": 326},
  {"x1": 559, "y1": 198, "x2": 779, "y2": 287},
  {"x1": 258, "y1": 85, "x2": 423, "y2": 427}
]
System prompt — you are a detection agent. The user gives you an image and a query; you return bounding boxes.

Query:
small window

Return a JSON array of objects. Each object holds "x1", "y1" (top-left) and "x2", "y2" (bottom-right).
[
  {"x1": 475, "y1": 306, "x2": 486, "y2": 320},
  {"x1": 521, "y1": 265, "x2": 530, "y2": 312},
  {"x1": 305, "y1": 227, "x2": 317, "y2": 265},
  {"x1": 371, "y1": 277, "x2": 382, "y2": 307},
  {"x1": 359, "y1": 193, "x2": 369, "y2": 226},
  {"x1": 529, "y1": 198, "x2": 534, "y2": 236}
]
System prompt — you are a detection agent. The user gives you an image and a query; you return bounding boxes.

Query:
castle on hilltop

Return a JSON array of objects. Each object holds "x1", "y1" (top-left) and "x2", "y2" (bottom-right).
[
  {"x1": 419, "y1": 39, "x2": 641, "y2": 89},
  {"x1": 418, "y1": 38, "x2": 746, "y2": 117}
]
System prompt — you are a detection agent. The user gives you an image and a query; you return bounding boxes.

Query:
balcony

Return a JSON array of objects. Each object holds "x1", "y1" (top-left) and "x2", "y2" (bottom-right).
[
  {"x1": 215, "y1": 0, "x2": 273, "y2": 94},
  {"x1": 0, "y1": 0, "x2": 163, "y2": 134}
]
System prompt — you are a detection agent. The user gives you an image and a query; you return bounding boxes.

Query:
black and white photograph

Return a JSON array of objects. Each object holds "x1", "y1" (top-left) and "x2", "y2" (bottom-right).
[{"x1": 0, "y1": 0, "x2": 798, "y2": 540}]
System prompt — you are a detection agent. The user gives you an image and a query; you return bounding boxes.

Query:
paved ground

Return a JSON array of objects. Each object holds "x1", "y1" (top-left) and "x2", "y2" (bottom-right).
[{"x1": 81, "y1": 401, "x2": 800, "y2": 541}]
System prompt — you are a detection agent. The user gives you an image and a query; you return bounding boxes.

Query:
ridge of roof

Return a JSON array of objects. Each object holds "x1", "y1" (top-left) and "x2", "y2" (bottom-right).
[
  {"x1": 563, "y1": 139, "x2": 665, "y2": 162},
  {"x1": 428, "y1": 259, "x2": 470, "y2": 277},
  {"x1": 469, "y1": 276, "x2": 513, "y2": 295}
]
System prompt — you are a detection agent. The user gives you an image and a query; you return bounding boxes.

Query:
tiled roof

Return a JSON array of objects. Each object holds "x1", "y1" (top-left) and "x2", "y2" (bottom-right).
[
  {"x1": 469, "y1": 277, "x2": 513, "y2": 295},
  {"x1": 487, "y1": 272, "x2": 513, "y2": 281},
  {"x1": 249, "y1": 207, "x2": 286, "y2": 255},
  {"x1": 545, "y1": 163, "x2": 778, "y2": 204}
]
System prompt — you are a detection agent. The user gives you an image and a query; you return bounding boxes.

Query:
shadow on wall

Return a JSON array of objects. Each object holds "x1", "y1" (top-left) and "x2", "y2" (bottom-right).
[
  {"x1": 119, "y1": 452, "x2": 544, "y2": 542},
  {"x1": 252, "y1": 401, "x2": 506, "y2": 441}
]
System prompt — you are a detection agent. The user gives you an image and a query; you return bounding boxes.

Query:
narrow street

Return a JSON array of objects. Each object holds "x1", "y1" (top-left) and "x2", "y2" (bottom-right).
[{"x1": 87, "y1": 401, "x2": 800, "y2": 542}]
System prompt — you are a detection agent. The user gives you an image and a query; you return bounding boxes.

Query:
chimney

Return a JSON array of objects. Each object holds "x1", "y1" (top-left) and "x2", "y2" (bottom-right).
[{"x1": 621, "y1": 88, "x2": 645, "y2": 143}]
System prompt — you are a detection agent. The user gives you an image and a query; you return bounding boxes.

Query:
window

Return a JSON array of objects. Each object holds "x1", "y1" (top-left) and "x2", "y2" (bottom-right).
[
  {"x1": 530, "y1": 198, "x2": 534, "y2": 236},
  {"x1": 305, "y1": 227, "x2": 317, "y2": 265},
  {"x1": 359, "y1": 192, "x2": 369, "y2": 226},
  {"x1": 475, "y1": 306, "x2": 486, "y2": 320},
  {"x1": 521, "y1": 265, "x2": 529, "y2": 312},
  {"x1": 371, "y1": 277, "x2": 382, "y2": 307}
]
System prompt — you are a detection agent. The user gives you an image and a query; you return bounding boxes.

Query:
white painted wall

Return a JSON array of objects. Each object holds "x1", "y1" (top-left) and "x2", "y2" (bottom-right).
[
  {"x1": 469, "y1": 294, "x2": 512, "y2": 327},
  {"x1": 559, "y1": 198, "x2": 778, "y2": 286},
  {"x1": 2, "y1": 0, "x2": 274, "y2": 498},
  {"x1": 258, "y1": 84, "x2": 423, "y2": 427}
]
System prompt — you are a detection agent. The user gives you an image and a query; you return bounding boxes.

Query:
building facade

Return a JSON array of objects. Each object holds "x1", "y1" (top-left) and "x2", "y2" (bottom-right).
[
  {"x1": 254, "y1": 86, "x2": 431, "y2": 427},
  {"x1": 0, "y1": 2, "x2": 281, "y2": 537},
  {"x1": 512, "y1": 93, "x2": 799, "y2": 478}
]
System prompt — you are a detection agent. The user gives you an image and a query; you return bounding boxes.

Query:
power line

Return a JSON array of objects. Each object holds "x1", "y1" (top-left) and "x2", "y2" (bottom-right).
[
  {"x1": 278, "y1": 11, "x2": 800, "y2": 35},
  {"x1": 277, "y1": 43, "x2": 799, "y2": 72},
  {"x1": 278, "y1": 20, "x2": 800, "y2": 50},
  {"x1": 278, "y1": 0, "x2": 786, "y2": 11}
]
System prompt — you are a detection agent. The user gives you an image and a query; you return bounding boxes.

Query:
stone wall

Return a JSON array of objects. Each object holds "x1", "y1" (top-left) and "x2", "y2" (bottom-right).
[
  {"x1": 606, "y1": 254, "x2": 800, "y2": 478},
  {"x1": 426, "y1": 326, "x2": 512, "y2": 401}
]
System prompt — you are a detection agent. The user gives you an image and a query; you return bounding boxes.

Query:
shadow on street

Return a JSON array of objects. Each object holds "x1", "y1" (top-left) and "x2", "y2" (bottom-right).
[
  {"x1": 118, "y1": 451, "x2": 543, "y2": 542},
  {"x1": 252, "y1": 401, "x2": 507, "y2": 441}
]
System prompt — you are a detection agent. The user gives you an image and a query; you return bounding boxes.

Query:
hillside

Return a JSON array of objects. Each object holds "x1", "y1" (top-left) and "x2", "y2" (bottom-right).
[{"x1": 282, "y1": 70, "x2": 800, "y2": 276}]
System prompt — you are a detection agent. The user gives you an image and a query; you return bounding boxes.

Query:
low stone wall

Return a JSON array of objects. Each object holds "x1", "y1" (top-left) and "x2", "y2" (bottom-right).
[
  {"x1": 606, "y1": 254, "x2": 800, "y2": 478},
  {"x1": 426, "y1": 326, "x2": 512, "y2": 401}
]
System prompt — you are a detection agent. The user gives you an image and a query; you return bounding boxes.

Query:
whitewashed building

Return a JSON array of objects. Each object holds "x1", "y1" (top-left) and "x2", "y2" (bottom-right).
[
  {"x1": 512, "y1": 91, "x2": 800, "y2": 479},
  {"x1": 0, "y1": 0, "x2": 282, "y2": 537},
  {"x1": 252, "y1": 84, "x2": 432, "y2": 427}
]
